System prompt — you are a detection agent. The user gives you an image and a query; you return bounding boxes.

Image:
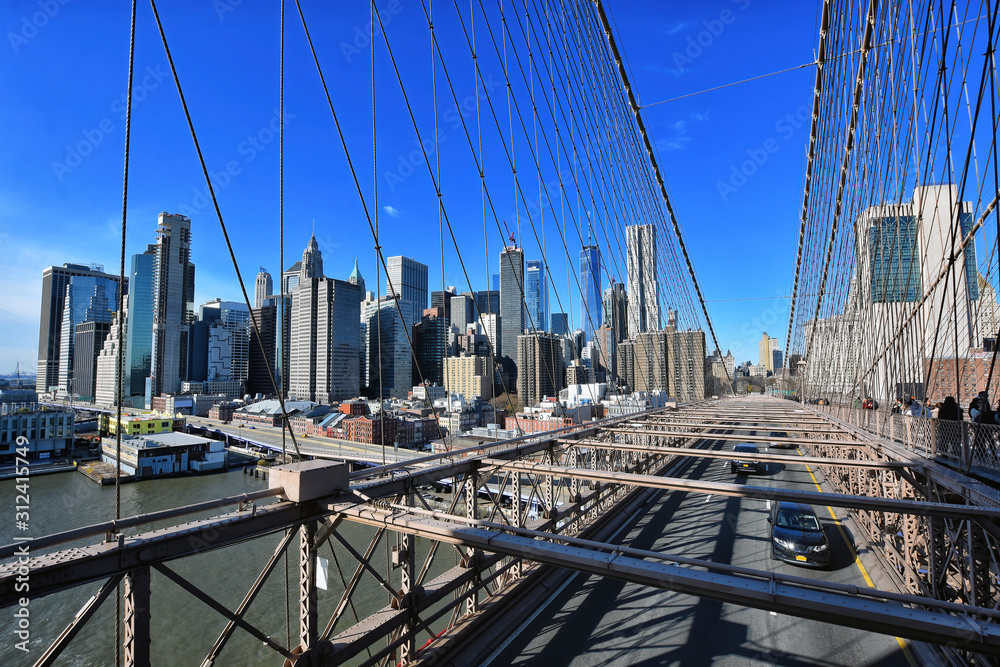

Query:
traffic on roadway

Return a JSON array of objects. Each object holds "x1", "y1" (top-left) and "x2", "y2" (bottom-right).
[{"x1": 490, "y1": 420, "x2": 918, "y2": 666}]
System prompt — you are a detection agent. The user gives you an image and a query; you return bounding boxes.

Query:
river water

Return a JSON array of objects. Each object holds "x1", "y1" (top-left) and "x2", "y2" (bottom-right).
[{"x1": 0, "y1": 467, "x2": 455, "y2": 666}]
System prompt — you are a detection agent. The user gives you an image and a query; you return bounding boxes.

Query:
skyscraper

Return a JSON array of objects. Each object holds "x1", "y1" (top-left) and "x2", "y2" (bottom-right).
[
  {"x1": 149, "y1": 212, "x2": 195, "y2": 399},
  {"x1": 626, "y1": 224, "x2": 659, "y2": 338},
  {"x1": 525, "y1": 260, "x2": 548, "y2": 332},
  {"x1": 499, "y1": 245, "x2": 525, "y2": 367},
  {"x1": 580, "y1": 243, "x2": 602, "y2": 344},
  {"x1": 413, "y1": 307, "x2": 448, "y2": 387},
  {"x1": 364, "y1": 296, "x2": 417, "y2": 399},
  {"x1": 95, "y1": 297, "x2": 127, "y2": 406},
  {"x1": 201, "y1": 299, "x2": 251, "y2": 393},
  {"x1": 37, "y1": 263, "x2": 124, "y2": 392},
  {"x1": 516, "y1": 331, "x2": 565, "y2": 407},
  {"x1": 247, "y1": 301, "x2": 278, "y2": 396},
  {"x1": 124, "y1": 247, "x2": 155, "y2": 403},
  {"x1": 386, "y1": 256, "x2": 428, "y2": 327},
  {"x1": 57, "y1": 276, "x2": 118, "y2": 392},
  {"x1": 759, "y1": 332, "x2": 780, "y2": 374},
  {"x1": 289, "y1": 238, "x2": 362, "y2": 402},
  {"x1": 475, "y1": 290, "x2": 500, "y2": 318},
  {"x1": 254, "y1": 267, "x2": 273, "y2": 308},
  {"x1": 348, "y1": 257, "x2": 365, "y2": 293},
  {"x1": 551, "y1": 312, "x2": 569, "y2": 337},
  {"x1": 603, "y1": 281, "x2": 627, "y2": 341}
]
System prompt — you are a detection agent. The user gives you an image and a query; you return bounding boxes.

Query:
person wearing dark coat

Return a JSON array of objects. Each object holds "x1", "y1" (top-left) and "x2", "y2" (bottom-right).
[{"x1": 938, "y1": 396, "x2": 963, "y2": 421}]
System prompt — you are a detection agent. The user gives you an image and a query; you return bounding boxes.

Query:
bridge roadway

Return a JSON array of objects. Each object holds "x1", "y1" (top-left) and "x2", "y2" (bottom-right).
[
  {"x1": 183, "y1": 415, "x2": 428, "y2": 466},
  {"x1": 489, "y1": 423, "x2": 917, "y2": 666}
]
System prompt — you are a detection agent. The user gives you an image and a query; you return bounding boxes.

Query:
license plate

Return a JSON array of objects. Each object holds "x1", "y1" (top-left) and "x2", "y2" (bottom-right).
[
  {"x1": 795, "y1": 555, "x2": 807, "y2": 562},
  {"x1": 741, "y1": 464, "x2": 752, "y2": 468}
]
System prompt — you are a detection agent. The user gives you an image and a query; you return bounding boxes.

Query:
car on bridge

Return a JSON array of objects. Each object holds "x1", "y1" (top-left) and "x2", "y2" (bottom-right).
[
  {"x1": 768, "y1": 501, "x2": 830, "y2": 568},
  {"x1": 768, "y1": 430, "x2": 795, "y2": 449},
  {"x1": 730, "y1": 443, "x2": 764, "y2": 474}
]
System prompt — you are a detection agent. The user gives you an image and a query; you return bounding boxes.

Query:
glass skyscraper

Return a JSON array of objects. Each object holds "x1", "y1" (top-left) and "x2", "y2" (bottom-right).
[
  {"x1": 580, "y1": 244, "x2": 602, "y2": 345},
  {"x1": 525, "y1": 260, "x2": 548, "y2": 332},
  {"x1": 57, "y1": 275, "x2": 120, "y2": 391},
  {"x1": 125, "y1": 247, "x2": 156, "y2": 402}
]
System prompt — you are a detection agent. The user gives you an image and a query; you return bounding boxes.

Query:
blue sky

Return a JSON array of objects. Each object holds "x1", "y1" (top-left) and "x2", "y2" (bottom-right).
[{"x1": 0, "y1": 0, "x2": 819, "y2": 374}]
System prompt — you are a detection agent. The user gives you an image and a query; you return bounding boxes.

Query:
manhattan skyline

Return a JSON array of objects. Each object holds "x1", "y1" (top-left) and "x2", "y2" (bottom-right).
[{"x1": 0, "y1": 1, "x2": 817, "y2": 372}]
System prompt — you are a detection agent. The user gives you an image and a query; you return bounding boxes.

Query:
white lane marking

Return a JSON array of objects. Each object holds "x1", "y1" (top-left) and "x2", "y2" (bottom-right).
[
  {"x1": 766, "y1": 500, "x2": 771, "y2": 510},
  {"x1": 770, "y1": 611, "x2": 777, "y2": 616},
  {"x1": 705, "y1": 495, "x2": 712, "y2": 503}
]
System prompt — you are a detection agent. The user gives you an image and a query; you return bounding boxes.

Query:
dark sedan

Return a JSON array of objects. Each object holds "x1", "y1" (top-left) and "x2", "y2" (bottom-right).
[
  {"x1": 769, "y1": 430, "x2": 795, "y2": 449},
  {"x1": 730, "y1": 443, "x2": 764, "y2": 474},
  {"x1": 768, "y1": 501, "x2": 830, "y2": 567}
]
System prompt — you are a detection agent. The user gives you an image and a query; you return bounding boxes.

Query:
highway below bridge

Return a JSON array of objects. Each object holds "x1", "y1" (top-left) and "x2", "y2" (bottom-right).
[{"x1": 3, "y1": 397, "x2": 999, "y2": 666}]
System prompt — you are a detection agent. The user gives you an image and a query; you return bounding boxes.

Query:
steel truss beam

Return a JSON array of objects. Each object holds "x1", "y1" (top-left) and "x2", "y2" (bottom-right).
[
  {"x1": 33, "y1": 575, "x2": 122, "y2": 667},
  {"x1": 0, "y1": 498, "x2": 324, "y2": 607},
  {"x1": 333, "y1": 504, "x2": 1000, "y2": 656},
  {"x1": 565, "y1": 439, "x2": 913, "y2": 468},
  {"x1": 609, "y1": 428, "x2": 871, "y2": 447},
  {"x1": 480, "y1": 458, "x2": 1000, "y2": 520}
]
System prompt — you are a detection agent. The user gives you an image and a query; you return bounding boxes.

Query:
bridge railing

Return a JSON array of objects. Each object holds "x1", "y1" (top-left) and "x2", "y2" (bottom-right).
[{"x1": 814, "y1": 404, "x2": 1000, "y2": 472}]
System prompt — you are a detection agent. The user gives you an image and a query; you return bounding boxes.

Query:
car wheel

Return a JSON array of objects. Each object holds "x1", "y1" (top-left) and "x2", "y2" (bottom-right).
[
  {"x1": 730, "y1": 462, "x2": 736, "y2": 474},
  {"x1": 770, "y1": 545, "x2": 779, "y2": 561}
]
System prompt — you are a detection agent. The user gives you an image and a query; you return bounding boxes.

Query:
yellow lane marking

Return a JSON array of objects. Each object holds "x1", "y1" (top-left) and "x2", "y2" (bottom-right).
[{"x1": 796, "y1": 447, "x2": 916, "y2": 666}]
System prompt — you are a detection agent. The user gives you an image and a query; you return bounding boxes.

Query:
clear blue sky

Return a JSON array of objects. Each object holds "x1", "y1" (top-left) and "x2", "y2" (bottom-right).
[{"x1": 0, "y1": 0, "x2": 819, "y2": 374}]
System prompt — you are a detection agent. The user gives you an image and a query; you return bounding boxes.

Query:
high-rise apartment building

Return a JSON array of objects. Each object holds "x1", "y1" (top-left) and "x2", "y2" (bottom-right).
[
  {"x1": 759, "y1": 332, "x2": 780, "y2": 374},
  {"x1": 37, "y1": 263, "x2": 125, "y2": 392},
  {"x1": 580, "y1": 244, "x2": 602, "y2": 344},
  {"x1": 444, "y1": 354, "x2": 493, "y2": 402},
  {"x1": 499, "y1": 245, "x2": 525, "y2": 365},
  {"x1": 666, "y1": 329, "x2": 706, "y2": 401},
  {"x1": 254, "y1": 267, "x2": 273, "y2": 308},
  {"x1": 95, "y1": 298, "x2": 127, "y2": 406},
  {"x1": 516, "y1": 331, "x2": 565, "y2": 407},
  {"x1": 525, "y1": 260, "x2": 548, "y2": 332},
  {"x1": 386, "y1": 256, "x2": 428, "y2": 327},
  {"x1": 626, "y1": 224, "x2": 659, "y2": 337},
  {"x1": 149, "y1": 212, "x2": 195, "y2": 399}
]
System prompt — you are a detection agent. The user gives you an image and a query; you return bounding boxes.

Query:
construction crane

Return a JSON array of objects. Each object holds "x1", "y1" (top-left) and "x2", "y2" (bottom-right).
[{"x1": 502, "y1": 220, "x2": 517, "y2": 249}]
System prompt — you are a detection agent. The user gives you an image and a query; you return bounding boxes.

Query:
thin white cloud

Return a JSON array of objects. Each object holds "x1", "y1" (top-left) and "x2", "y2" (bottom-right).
[{"x1": 383, "y1": 205, "x2": 400, "y2": 217}]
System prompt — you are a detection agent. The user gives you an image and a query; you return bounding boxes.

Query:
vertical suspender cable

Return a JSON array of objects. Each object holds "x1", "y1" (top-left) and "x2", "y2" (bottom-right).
[
  {"x1": 592, "y1": 0, "x2": 729, "y2": 385},
  {"x1": 114, "y1": 3, "x2": 137, "y2": 663}
]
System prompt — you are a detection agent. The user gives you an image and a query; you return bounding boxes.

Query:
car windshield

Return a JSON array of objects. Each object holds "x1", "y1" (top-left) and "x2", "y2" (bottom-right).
[
  {"x1": 734, "y1": 445, "x2": 757, "y2": 453},
  {"x1": 775, "y1": 510, "x2": 821, "y2": 531}
]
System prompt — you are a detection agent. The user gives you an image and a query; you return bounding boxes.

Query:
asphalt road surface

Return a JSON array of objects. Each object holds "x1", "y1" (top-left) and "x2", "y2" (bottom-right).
[{"x1": 490, "y1": 425, "x2": 917, "y2": 666}]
